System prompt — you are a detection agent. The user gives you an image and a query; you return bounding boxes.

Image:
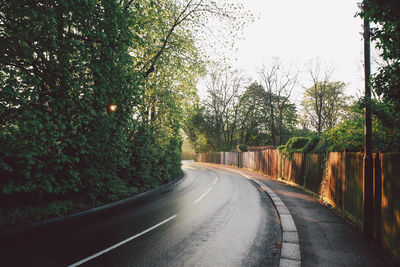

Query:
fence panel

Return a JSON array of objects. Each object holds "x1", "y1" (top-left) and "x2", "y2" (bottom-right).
[
  {"x1": 242, "y1": 152, "x2": 257, "y2": 170},
  {"x1": 282, "y1": 153, "x2": 305, "y2": 185},
  {"x1": 268, "y1": 150, "x2": 280, "y2": 179},
  {"x1": 343, "y1": 152, "x2": 364, "y2": 223},
  {"x1": 223, "y1": 152, "x2": 237, "y2": 166},
  {"x1": 324, "y1": 152, "x2": 345, "y2": 209},
  {"x1": 380, "y1": 152, "x2": 400, "y2": 261},
  {"x1": 303, "y1": 153, "x2": 325, "y2": 194}
]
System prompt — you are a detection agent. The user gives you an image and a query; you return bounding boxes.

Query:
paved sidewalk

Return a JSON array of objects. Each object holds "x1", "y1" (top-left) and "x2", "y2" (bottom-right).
[{"x1": 205, "y1": 163, "x2": 395, "y2": 267}]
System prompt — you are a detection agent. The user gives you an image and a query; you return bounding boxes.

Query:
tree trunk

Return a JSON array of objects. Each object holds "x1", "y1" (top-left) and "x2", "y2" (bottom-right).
[
  {"x1": 278, "y1": 108, "x2": 283, "y2": 145},
  {"x1": 270, "y1": 105, "x2": 275, "y2": 146}
]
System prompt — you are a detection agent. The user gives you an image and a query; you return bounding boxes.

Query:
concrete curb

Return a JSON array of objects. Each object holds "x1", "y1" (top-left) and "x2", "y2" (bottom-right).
[
  {"x1": 224, "y1": 168, "x2": 302, "y2": 267},
  {"x1": 0, "y1": 171, "x2": 185, "y2": 238}
]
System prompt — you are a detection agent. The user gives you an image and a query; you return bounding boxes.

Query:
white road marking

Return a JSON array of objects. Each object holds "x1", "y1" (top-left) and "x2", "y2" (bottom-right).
[
  {"x1": 194, "y1": 187, "x2": 213, "y2": 204},
  {"x1": 209, "y1": 171, "x2": 218, "y2": 184},
  {"x1": 67, "y1": 215, "x2": 177, "y2": 267}
]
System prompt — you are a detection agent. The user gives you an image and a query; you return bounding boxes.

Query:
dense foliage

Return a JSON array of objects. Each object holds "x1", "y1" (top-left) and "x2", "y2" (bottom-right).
[
  {"x1": 236, "y1": 144, "x2": 248, "y2": 152},
  {"x1": 0, "y1": 0, "x2": 141, "y2": 202},
  {"x1": 313, "y1": 103, "x2": 397, "y2": 152},
  {"x1": 2, "y1": 0, "x2": 252, "y2": 225},
  {"x1": 280, "y1": 101, "x2": 396, "y2": 154},
  {"x1": 283, "y1": 137, "x2": 311, "y2": 153}
]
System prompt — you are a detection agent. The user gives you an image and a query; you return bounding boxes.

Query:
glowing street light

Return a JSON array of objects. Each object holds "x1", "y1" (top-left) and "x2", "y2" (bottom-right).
[{"x1": 108, "y1": 104, "x2": 117, "y2": 112}]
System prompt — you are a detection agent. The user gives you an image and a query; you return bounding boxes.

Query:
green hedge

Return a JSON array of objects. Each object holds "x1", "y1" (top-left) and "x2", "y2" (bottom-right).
[
  {"x1": 0, "y1": 0, "x2": 184, "y2": 226},
  {"x1": 281, "y1": 137, "x2": 311, "y2": 153}
]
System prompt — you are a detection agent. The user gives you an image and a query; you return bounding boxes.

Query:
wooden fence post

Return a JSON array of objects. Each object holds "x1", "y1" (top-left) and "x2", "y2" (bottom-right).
[{"x1": 374, "y1": 151, "x2": 382, "y2": 244}]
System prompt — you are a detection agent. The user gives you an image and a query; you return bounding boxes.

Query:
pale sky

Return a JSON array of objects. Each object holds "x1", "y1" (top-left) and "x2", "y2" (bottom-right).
[{"x1": 203, "y1": 0, "x2": 368, "y2": 102}]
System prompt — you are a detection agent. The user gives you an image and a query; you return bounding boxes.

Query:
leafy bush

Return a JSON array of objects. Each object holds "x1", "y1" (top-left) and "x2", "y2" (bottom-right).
[
  {"x1": 322, "y1": 120, "x2": 364, "y2": 152},
  {"x1": 278, "y1": 145, "x2": 286, "y2": 151},
  {"x1": 236, "y1": 144, "x2": 248, "y2": 152},
  {"x1": 312, "y1": 137, "x2": 333, "y2": 153},
  {"x1": 284, "y1": 137, "x2": 311, "y2": 153},
  {"x1": 302, "y1": 136, "x2": 321, "y2": 153}
]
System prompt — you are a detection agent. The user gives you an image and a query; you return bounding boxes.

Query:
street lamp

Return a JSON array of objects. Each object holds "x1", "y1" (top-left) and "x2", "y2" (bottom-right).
[{"x1": 108, "y1": 103, "x2": 117, "y2": 113}]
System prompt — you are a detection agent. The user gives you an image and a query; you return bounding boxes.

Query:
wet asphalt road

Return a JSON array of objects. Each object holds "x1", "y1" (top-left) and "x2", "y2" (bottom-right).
[{"x1": 0, "y1": 162, "x2": 281, "y2": 267}]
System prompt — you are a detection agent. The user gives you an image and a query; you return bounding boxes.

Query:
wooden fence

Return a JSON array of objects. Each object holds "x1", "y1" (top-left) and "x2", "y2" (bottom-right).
[{"x1": 195, "y1": 150, "x2": 400, "y2": 262}]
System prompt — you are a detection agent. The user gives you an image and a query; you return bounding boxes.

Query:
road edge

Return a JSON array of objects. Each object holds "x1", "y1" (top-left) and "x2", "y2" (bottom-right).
[
  {"x1": 214, "y1": 167, "x2": 302, "y2": 267},
  {"x1": 0, "y1": 171, "x2": 186, "y2": 238}
]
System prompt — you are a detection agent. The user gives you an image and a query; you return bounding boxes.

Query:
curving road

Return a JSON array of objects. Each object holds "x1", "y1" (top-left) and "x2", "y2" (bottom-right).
[{"x1": 0, "y1": 161, "x2": 281, "y2": 266}]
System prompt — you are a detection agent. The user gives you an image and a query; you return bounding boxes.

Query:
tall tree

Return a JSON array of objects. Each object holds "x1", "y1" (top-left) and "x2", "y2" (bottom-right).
[
  {"x1": 301, "y1": 59, "x2": 334, "y2": 134},
  {"x1": 301, "y1": 81, "x2": 349, "y2": 133},
  {"x1": 275, "y1": 66, "x2": 298, "y2": 145},
  {"x1": 259, "y1": 58, "x2": 298, "y2": 145},
  {"x1": 238, "y1": 82, "x2": 270, "y2": 145},
  {"x1": 125, "y1": 0, "x2": 251, "y2": 77},
  {"x1": 259, "y1": 60, "x2": 278, "y2": 146},
  {"x1": 203, "y1": 65, "x2": 246, "y2": 150},
  {"x1": 358, "y1": 0, "x2": 400, "y2": 150}
]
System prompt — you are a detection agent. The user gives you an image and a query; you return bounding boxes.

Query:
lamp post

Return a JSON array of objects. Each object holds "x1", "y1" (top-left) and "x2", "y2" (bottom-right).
[{"x1": 363, "y1": 6, "x2": 373, "y2": 239}]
